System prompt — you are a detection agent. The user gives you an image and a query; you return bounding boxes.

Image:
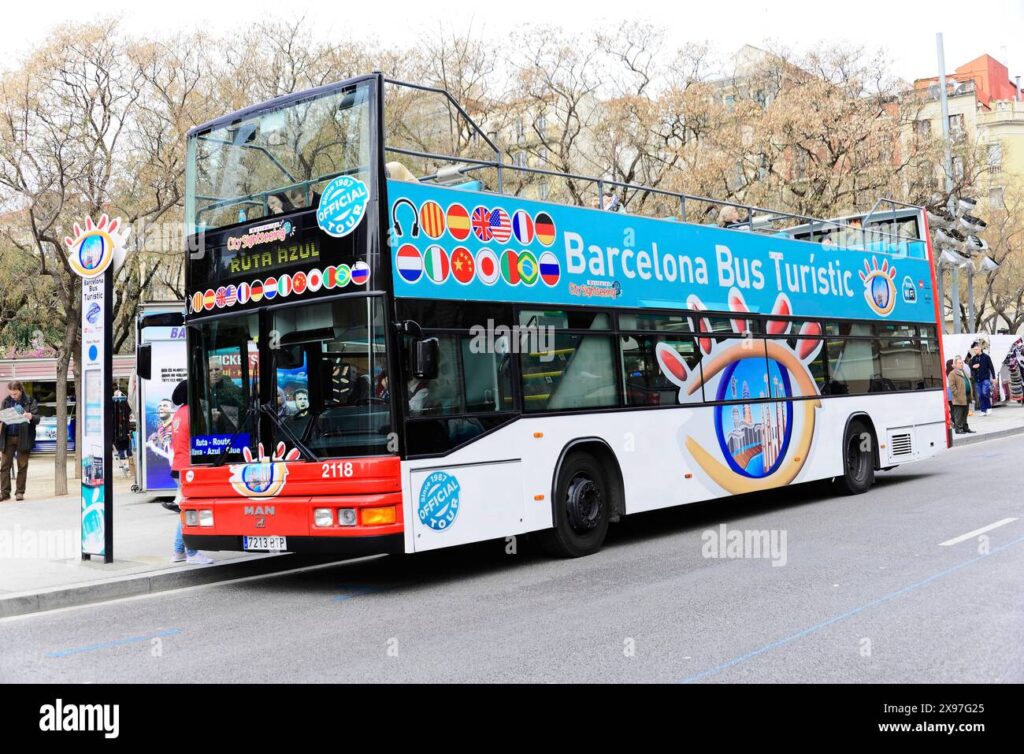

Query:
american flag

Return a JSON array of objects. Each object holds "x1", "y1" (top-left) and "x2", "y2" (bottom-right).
[
  {"x1": 472, "y1": 206, "x2": 492, "y2": 241},
  {"x1": 489, "y1": 208, "x2": 512, "y2": 243}
]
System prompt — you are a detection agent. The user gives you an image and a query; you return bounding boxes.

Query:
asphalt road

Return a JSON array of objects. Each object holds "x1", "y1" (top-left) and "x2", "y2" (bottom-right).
[{"x1": 2, "y1": 436, "x2": 1022, "y2": 683}]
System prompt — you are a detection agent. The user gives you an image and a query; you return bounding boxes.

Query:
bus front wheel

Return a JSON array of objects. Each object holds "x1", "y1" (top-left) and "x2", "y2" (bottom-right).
[
  {"x1": 836, "y1": 420, "x2": 875, "y2": 495},
  {"x1": 539, "y1": 452, "x2": 610, "y2": 558}
]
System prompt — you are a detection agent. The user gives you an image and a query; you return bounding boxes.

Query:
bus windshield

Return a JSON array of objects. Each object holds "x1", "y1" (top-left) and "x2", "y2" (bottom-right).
[{"x1": 187, "y1": 81, "x2": 373, "y2": 233}]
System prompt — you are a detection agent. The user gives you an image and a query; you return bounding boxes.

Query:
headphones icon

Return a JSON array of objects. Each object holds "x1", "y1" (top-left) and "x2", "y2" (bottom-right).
[{"x1": 391, "y1": 198, "x2": 420, "y2": 238}]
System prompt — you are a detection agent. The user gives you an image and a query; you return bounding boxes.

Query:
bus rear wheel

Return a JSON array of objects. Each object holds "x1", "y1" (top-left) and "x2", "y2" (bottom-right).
[
  {"x1": 836, "y1": 420, "x2": 875, "y2": 495},
  {"x1": 539, "y1": 452, "x2": 610, "y2": 558}
]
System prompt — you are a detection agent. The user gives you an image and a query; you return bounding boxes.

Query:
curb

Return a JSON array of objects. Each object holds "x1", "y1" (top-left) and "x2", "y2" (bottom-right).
[
  {"x1": 951, "y1": 424, "x2": 1024, "y2": 448},
  {"x1": 0, "y1": 553, "x2": 345, "y2": 620}
]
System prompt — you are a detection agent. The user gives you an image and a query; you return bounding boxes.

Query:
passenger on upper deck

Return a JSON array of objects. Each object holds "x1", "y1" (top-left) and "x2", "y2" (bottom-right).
[
  {"x1": 268, "y1": 193, "x2": 296, "y2": 215},
  {"x1": 717, "y1": 205, "x2": 747, "y2": 229}
]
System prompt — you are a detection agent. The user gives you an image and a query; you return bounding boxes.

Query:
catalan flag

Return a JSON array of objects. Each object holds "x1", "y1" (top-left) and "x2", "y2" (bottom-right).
[
  {"x1": 191, "y1": 292, "x2": 203, "y2": 313},
  {"x1": 420, "y1": 201, "x2": 445, "y2": 239},
  {"x1": 446, "y1": 203, "x2": 471, "y2": 241},
  {"x1": 535, "y1": 211, "x2": 556, "y2": 246}
]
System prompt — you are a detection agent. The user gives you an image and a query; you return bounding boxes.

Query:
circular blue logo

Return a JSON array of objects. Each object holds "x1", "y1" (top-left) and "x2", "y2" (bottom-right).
[
  {"x1": 317, "y1": 175, "x2": 369, "y2": 238},
  {"x1": 871, "y1": 276, "x2": 890, "y2": 310},
  {"x1": 241, "y1": 463, "x2": 274, "y2": 494},
  {"x1": 714, "y1": 356, "x2": 794, "y2": 479},
  {"x1": 88, "y1": 345, "x2": 99, "y2": 362},
  {"x1": 79, "y1": 233, "x2": 105, "y2": 270},
  {"x1": 418, "y1": 471, "x2": 461, "y2": 531}
]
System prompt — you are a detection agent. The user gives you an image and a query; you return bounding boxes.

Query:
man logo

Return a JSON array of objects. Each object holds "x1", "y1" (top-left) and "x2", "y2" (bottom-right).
[{"x1": 656, "y1": 289, "x2": 822, "y2": 495}]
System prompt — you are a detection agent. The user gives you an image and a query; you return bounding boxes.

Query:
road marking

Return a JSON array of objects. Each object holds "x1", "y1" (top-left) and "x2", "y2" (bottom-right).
[
  {"x1": 46, "y1": 628, "x2": 182, "y2": 658},
  {"x1": 939, "y1": 518, "x2": 1018, "y2": 547},
  {"x1": 679, "y1": 533, "x2": 1024, "y2": 684}
]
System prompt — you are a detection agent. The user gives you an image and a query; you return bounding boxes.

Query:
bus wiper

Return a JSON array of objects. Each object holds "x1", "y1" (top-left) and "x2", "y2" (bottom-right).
[
  {"x1": 212, "y1": 402, "x2": 257, "y2": 468},
  {"x1": 258, "y1": 401, "x2": 319, "y2": 462}
]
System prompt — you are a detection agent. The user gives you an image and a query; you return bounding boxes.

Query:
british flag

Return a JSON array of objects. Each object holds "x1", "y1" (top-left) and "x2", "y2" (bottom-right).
[{"x1": 472, "y1": 206, "x2": 492, "y2": 241}]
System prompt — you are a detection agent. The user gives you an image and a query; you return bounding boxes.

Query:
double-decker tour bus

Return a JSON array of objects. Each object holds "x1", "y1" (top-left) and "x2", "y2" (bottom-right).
[{"x1": 180, "y1": 73, "x2": 946, "y2": 559}]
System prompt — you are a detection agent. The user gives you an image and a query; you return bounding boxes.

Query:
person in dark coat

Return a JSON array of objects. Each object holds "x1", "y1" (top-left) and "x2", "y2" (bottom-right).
[
  {"x1": 969, "y1": 339, "x2": 997, "y2": 415},
  {"x1": 0, "y1": 381, "x2": 41, "y2": 501}
]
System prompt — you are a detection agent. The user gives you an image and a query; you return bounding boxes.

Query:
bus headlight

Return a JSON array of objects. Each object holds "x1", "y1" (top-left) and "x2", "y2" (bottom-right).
[
  {"x1": 199, "y1": 509, "x2": 215, "y2": 527},
  {"x1": 337, "y1": 508, "x2": 357, "y2": 526},
  {"x1": 184, "y1": 510, "x2": 199, "y2": 526},
  {"x1": 314, "y1": 508, "x2": 334, "y2": 527}
]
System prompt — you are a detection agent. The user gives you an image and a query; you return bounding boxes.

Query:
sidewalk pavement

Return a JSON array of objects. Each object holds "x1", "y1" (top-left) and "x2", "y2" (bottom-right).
[
  {"x1": 0, "y1": 458, "x2": 333, "y2": 619},
  {"x1": 951, "y1": 400, "x2": 1024, "y2": 447}
]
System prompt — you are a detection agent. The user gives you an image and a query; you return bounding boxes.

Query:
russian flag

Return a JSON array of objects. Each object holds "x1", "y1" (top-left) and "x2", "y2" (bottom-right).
[
  {"x1": 396, "y1": 244, "x2": 423, "y2": 283},
  {"x1": 539, "y1": 251, "x2": 560, "y2": 287},
  {"x1": 351, "y1": 261, "x2": 370, "y2": 285}
]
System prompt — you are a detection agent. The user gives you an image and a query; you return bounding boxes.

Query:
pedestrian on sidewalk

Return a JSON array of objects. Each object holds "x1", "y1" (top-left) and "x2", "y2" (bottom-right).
[
  {"x1": 169, "y1": 380, "x2": 213, "y2": 565},
  {"x1": 970, "y1": 339, "x2": 997, "y2": 416},
  {"x1": 948, "y1": 357, "x2": 975, "y2": 434},
  {"x1": 0, "y1": 381, "x2": 41, "y2": 501}
]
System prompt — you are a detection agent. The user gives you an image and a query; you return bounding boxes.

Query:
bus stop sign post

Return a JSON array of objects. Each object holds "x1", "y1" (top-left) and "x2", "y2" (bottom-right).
[{"x1": 65, "y1": 215, "x2": 130, "y2": 564}]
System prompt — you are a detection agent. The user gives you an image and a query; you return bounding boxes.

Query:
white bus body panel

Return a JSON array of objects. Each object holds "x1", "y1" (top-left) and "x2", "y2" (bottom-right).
[{"x1": 401, "y1": 391, "x2": 946, "y2": 554}]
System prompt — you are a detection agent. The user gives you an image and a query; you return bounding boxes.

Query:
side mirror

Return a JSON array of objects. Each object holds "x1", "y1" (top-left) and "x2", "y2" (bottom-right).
[
  {"x1": 138, "y1": 343, "x2": 152, "y2": 381},
  {"x1": 413, "y1": 338, "x2": 439, "y2": 380}
]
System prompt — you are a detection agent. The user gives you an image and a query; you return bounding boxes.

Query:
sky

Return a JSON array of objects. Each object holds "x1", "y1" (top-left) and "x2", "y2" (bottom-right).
[{"x1": 0, "y1": 0, "x2": 1022, "y2": 87}]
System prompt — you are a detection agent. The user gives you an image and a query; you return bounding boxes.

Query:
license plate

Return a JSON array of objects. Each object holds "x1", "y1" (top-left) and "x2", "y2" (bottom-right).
[{"x1": 243, "y1": 536, "x2": 287, "y2": 551}]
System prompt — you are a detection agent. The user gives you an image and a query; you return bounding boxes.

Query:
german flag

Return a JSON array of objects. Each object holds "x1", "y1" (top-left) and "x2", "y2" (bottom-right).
[
  {"x1": 535, "y1": 212, "x2": 556, "y2": 246},
  {"x1": 250, "y1": 281, "x2": 264, "y2": 303},
  {"x1": 446, "y1": 203, "x2": 471, "y2": 241},
  {"x1": 500, "y1": 250, "x2": 520, "y2": 285},
  {"x1": 420, "y1": 200, "x2": 445, "y2": 239}
]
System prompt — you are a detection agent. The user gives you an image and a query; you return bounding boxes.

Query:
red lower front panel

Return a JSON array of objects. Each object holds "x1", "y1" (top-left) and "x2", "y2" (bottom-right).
[{"x1": 179, "y1": 456, "x2": 404, "y2": 543}]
